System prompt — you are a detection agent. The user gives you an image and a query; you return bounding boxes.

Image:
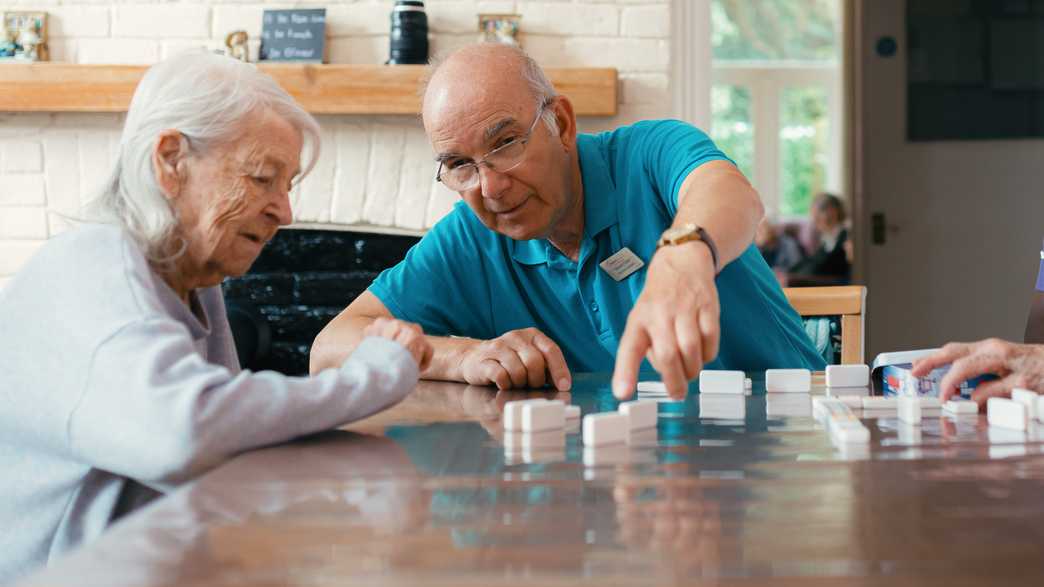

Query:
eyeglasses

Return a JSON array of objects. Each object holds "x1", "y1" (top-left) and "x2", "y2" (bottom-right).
[{"x1": 435, "y1": 101, "x2": 548, "y2": 192}]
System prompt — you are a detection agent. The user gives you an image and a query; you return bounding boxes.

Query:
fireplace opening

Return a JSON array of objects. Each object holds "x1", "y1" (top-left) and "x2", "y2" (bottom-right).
[{"x1": 222, "y1": 229, "x2": 421, "y2": 375}]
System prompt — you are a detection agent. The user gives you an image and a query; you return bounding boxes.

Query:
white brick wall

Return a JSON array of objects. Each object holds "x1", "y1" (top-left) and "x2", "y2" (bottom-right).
[{"x1": 0, "y1": 0, "x2": 675, "y2": 283}]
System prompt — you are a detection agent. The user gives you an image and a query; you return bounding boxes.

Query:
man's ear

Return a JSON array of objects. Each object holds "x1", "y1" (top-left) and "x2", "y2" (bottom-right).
[
  {"x1": 152, "y1": 130, "x2": 187, "y2": 200},
  {"x1": 550, "y1": 96, "x2": 578, "y2": 153}
]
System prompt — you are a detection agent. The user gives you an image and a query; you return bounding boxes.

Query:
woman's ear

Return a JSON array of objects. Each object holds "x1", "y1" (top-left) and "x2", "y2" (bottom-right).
[{"x1": 152, "y1": 130, "x2": 187, "y2": 200}]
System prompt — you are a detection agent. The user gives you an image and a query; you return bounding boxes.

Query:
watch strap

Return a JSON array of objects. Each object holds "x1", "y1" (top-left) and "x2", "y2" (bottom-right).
[
  {"x1": 694, "y1": 226, "x2": 720, "y2": 275},
  {"x1": 657, "y1": 224, "x2": 720, "y2": 275}
]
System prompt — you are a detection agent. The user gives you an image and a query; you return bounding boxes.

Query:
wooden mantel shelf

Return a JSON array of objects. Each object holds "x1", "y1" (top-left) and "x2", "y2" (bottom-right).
[{"x1": 0, "y1": 63, "x2": 617, "y2": 116}]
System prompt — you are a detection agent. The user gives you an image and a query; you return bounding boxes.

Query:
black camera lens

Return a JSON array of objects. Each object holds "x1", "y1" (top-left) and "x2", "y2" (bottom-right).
[{"x1": 388, "y1": 0, "x2": 428, "y2": 65}]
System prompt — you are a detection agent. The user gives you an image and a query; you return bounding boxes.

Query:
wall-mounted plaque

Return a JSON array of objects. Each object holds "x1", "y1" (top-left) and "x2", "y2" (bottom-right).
[{"x1": 260, "y1": 8, "x2": 326, "y2": 63}]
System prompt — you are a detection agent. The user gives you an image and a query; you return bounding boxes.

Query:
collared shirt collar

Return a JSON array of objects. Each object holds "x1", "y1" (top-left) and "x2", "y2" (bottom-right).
[{"x1": 510, "y1": 134, "x2": 619, "y2": 266}]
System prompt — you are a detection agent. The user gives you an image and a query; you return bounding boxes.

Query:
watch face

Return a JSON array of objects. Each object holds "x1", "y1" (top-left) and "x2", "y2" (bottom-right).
[{"x1": 662, "y1": 226, "x2": 696, "y2": 241}]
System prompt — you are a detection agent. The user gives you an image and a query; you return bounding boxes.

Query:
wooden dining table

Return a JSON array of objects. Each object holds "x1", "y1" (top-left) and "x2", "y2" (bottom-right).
[{"x1": 18, "y1": 373, "x2": 1044, "y2": 586}]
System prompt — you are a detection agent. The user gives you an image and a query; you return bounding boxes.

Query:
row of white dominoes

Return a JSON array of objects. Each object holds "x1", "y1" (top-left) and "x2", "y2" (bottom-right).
[
  {"x1": 860, "y1": 396, "x2": 942, "y2": 411},
  {"x1": 502, "y1": 400, "x2": 579, "y2": 464},
  {"x1": 638, "y1": 364, "x2": 871, "y2": 398},
  {"x1": 812, "y1": 396, "x2": 870, "y2": 444},
  {"x1": 503, "y1": 396, "x2": 661, "y2": 449},
  {"x1": 988, "y1": 389, "x2": 1044, "y2": 431},
  {"x1": 583, "y1": 399, "x2": 659, "y2": 446},
  {"x1": 697, "y1": 369, "x2": 814, "y2": 394},
  {"x1": 503, "y1": 399, "x2": 581, "y2": 432}
]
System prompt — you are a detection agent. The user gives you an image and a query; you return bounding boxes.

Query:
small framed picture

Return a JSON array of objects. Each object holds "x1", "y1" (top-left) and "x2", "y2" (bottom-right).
[
  {"x1": 1, "y1": 11, "x2": 49, "y2": 62},
  {"x1": 478, "y1": 13, "x2": 521, "y2": 47}
]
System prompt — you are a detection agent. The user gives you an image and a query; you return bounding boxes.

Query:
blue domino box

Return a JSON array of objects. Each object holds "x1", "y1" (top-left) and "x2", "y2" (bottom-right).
[{"x1": 872, "y1": 349, "x2": 996, "y2": 398}]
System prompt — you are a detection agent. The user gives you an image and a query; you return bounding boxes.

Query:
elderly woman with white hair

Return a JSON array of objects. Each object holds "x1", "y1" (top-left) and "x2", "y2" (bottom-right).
[{"x1": 0, "y1": 52, "x2": 432, "y2": 582}]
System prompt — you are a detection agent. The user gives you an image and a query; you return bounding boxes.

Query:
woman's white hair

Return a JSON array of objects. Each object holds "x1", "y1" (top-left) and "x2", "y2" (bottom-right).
[{"x1": 84, "y1": 50, "x2": 321, "y2": 260}]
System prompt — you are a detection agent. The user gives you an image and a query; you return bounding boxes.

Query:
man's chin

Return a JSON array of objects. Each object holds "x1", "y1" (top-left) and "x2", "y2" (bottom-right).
[{"x1": 495, "y1": 223, "x2": 548, "y2": 241}]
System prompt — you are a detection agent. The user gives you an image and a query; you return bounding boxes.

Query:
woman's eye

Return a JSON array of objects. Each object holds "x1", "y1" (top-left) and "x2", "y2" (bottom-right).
[{"x1": 252, "y1": 176, "x2": 274, "y2": 186}]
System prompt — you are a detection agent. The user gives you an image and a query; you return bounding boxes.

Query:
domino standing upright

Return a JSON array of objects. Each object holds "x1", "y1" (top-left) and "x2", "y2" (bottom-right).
[{"x1": 765, "y1": 369, "x2": 811, "y2": 393}]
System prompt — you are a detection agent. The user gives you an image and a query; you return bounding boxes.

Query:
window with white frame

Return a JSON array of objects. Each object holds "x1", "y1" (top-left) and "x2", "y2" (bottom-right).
[{"x1": 710, "y1": 0, "x2": 843, "y2": 218}]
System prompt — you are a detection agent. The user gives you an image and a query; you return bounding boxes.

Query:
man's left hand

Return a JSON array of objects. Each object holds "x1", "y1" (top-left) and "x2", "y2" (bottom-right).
[{"x1": 613, "y1": 242, "x2": 720, "y2": 400}]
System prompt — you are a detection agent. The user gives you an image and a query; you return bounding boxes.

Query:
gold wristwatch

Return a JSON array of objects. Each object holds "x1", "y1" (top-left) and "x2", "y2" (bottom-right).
[{"x1": 656, "y1": 223, "x2": 720, "y2": 274}]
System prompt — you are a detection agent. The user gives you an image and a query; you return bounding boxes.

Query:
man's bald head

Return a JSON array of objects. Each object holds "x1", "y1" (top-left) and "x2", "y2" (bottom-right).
[
  {"x1": 417, "y1": 43, "x2": 581, "y2": 244},
  {"x1": 422, "y1": 43, "x2": 558, "y2": 129}
]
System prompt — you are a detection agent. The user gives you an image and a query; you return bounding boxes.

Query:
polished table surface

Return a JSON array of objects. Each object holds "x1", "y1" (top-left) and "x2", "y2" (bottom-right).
[{"x1": 20, "y1": 374, "x2": 1044, "y2": 586}]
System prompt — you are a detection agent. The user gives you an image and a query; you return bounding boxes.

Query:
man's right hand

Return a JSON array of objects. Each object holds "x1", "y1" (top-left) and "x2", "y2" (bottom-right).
[{"x1": 459, "y1": 327, "x2": 572, "y2": 391}]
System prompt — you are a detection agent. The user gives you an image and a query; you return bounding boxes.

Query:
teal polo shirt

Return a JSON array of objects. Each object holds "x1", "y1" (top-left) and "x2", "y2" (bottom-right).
[{"x1": 369, "y1": 120, "x2": 825, "y2": 373}]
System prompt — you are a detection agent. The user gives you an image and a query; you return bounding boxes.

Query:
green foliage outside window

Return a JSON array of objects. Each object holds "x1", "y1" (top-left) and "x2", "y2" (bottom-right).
[
  {"x1": 780, "y1": 87, "x2": 829, "y2": 216},
  {"x1": 712, "y1": 0, "x2": 838, "y2": 62},
  {"x1": 711, "y1": 0, "x2": 839, "y2": 216},
  {"x1": 710, "y1": 85, "x2": 754, "y2": 182}
]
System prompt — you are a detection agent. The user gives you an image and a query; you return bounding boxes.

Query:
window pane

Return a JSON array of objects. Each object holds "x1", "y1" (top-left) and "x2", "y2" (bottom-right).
[
  {"x1": 712, "y1": 0, "x2": 839, "y2": 61},
  {"x1": 780, "y1": 86, "x2": 829, "y2": 216},
  {"x1": 710, "y1": 85, "x2": 754, "y2": 181}
]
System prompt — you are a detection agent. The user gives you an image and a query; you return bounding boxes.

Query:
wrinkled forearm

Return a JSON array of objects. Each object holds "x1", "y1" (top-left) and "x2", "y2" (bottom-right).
[
  {"x1": 673, "y1": 160, "x2": 764, "y2": 268},
  {"x1": 71, "y1": 326, "x2": 419, "y2": 487}
]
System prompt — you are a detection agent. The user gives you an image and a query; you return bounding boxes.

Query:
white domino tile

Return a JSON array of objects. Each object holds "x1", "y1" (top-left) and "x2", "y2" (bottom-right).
[
  {"x1": 835, "y1": 395, "x2": 863, "y2": 409},
  {"x1": 918, "y1": 397, "x2": 942, "y2": 410},
  {"x1": 765, "y1": 393, "x2": 812, "y2": 417},
  {"x1": 503, "y1": 428, "x2": 566, "y2": 450},
  {"x1": 636, "y1": 381, "x2": 667, "y2": 395},
  {"x1": 626, "y1": 427, "x2": 659, "y2": 447},
  {"x1": 765, "y1": 369, "x2": 811, "y2": 392},
  {"x1": 521, "y1": 401, "x2": 566, "y2": 432},
  {"x1": 827, "y1": 388, "x2": 869, "y2": 409},
  {"x1": 503, "y1": 399, "x2": 548, "y2": 430},
  {"x1": 832, "y1": 423, "x2": 870, "y2": 444},
  {"x1": 619, "y1": 400, "x2": 657, "y2": 430},
  {"x1": 1012, "y1": 388, "x2": 1039, "y2": 413},
  {"x1": 582, "y1": 412, "x2": 628, "y2": 446},
  {"x1": 699, "y1": 394, "x2": 746, "y2": 420},
  {"x1": 811, "y1": 395, "x2": 835, "y2": 418},
  {"x1": 825, "y1": 364, "x2": 870, "y2": 388},
  {"x1": 862, "y1": 396, "x2": 898, "y2": 410},
  {"x1": 819, "y1": 398, "x2": 858, "y2": 426},
  {"x1": 699, "y1": 370, "x2": 745, "y2": 394},
  {"x1": 582, "y1": 444, "x2": 631, "y2": 467},
  {"x1": 565, "y1": 405, "x2": 581, "y2": 420},
  {"x1": 816, "y1": 397, "x2": 870, "y2": 444},
  {"x1": 898, "y1": 396, "x2": 922, "y2": 425},
  {"x1": 943, "y1": 400, "x2": 978, "y2": 415},
  {"x1": 987, "y1": 397, "x2": 1029, "y2": 431}
]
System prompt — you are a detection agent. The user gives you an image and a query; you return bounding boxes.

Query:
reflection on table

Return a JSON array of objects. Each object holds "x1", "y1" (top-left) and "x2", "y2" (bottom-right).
[{"x1": 20, "y1": 373, "x2": 1044, "y2": 586}]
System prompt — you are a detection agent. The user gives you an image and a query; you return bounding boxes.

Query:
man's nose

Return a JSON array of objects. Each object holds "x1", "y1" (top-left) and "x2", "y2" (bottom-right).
[{"x1": 478, "y1": 164, "x2": 511, "y2": 200}]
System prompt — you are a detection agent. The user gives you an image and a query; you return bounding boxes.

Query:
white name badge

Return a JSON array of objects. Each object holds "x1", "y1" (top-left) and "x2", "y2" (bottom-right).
[{"x1": 599, "y1": 247, "x2": 645, "y2": 281}]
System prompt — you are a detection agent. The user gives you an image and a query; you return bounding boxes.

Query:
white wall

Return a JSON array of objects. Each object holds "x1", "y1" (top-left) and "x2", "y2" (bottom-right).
[
  {"x1": 0, "y1": 0, "x2": 675, "y2": 289},
  {"x1": 858, "y1": 0, "x2": 1044, "y2": 353}
]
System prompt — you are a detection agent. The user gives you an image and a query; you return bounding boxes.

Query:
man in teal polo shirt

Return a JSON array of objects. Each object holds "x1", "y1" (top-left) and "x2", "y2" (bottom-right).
[{"x1": 312, "y1": 43, "x2": 824, "y2": 400}]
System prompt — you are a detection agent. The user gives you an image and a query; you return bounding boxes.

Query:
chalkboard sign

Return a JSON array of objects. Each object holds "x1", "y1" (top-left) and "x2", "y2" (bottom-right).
[{"x1": 260, "y1": 8, "x2": 326, "y2": 63}]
